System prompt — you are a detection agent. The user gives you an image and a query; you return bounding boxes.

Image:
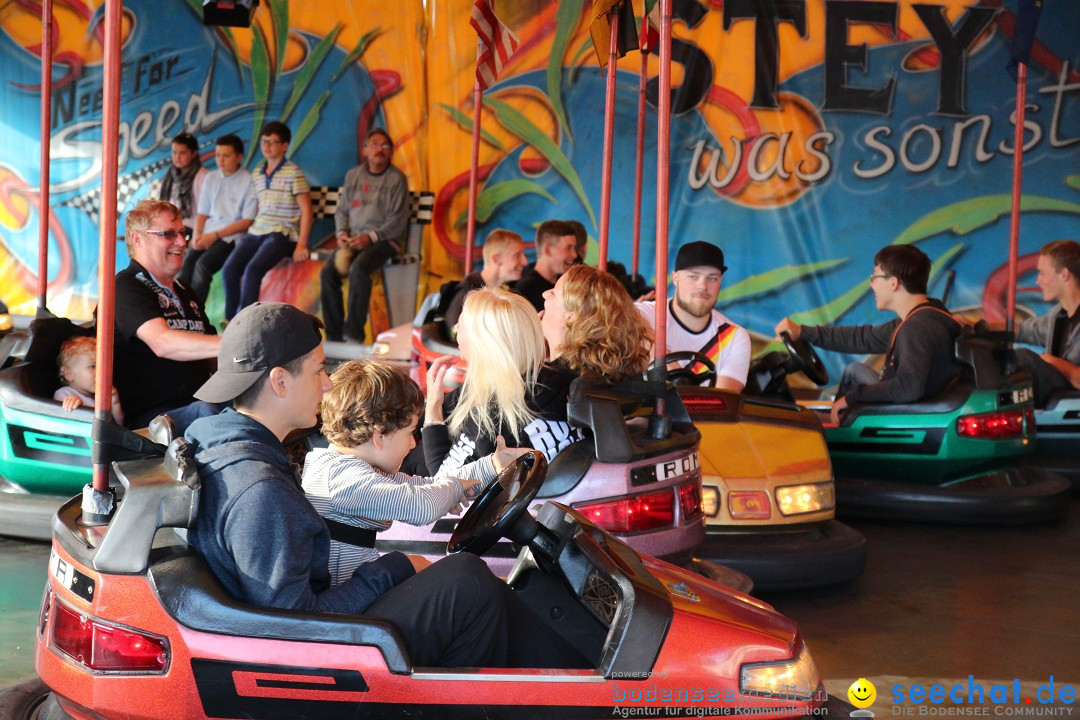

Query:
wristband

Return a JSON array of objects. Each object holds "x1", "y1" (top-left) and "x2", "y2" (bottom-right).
[{"x1": 423, "y1": 420, "x2": 445, "y2": 429}]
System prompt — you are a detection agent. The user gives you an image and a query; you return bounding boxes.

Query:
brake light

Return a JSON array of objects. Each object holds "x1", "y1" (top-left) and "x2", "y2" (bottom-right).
[
  {"x1": 678, "y1": 393, "x2": 728, "y2": 413},
  {"x1": 956, "y1": 409, "x2": 1025, "y2": 439},
  {"x1": 678, "y1": 481, "x2": 702, "y2": 521},
  {"x1": 728, "y1": 491, "x2": 771, "y2": 519},
  {"x1": 50, "y1": 597, "x2": 168, "y2": 673},
  {"x1": 577, "y1": 489, "x2": 675, "y2": 533}
]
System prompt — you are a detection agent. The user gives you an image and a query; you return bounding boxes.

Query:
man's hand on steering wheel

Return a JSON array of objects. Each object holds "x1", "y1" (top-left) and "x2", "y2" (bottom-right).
[{"x1": 774, "y1": 317, "x2": 802, "y2": 341}]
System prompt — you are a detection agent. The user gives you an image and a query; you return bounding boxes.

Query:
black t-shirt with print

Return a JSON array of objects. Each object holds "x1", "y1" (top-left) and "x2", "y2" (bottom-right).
[{"x1": 112, "y1": 260, "x2": 215, "y2": 425}]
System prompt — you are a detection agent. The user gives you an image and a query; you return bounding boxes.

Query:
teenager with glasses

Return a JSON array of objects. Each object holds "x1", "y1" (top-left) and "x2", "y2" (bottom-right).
[
  {"x1": 220, "y1": 120, "x2": 313, "y2": 321},
  {"x1": 112, "y1": 199, "x2": 223, "y2": 431},
  {"x1": 775, "y1": 244, "x2": 964, "y2": 424}
]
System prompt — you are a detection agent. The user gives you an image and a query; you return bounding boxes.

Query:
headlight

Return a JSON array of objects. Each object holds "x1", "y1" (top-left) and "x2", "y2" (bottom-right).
[
  {"x1": 701, "y1": 485, "x2": 720, "y2": 517},
  {"x1": 775, "y1": 482, "x2": 834, "y2": 516},
  {"x1": 740, "y1": 645, "x2": 821, "y2": 700}
]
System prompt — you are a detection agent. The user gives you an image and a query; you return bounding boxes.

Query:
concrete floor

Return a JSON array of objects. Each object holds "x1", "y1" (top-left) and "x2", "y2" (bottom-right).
[{"x1": 2, "y1": 498, "x2": 1078, "y2": 713}]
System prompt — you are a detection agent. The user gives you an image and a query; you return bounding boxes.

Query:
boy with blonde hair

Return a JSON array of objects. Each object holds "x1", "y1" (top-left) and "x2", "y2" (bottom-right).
[{"x1": 302, "y1": 359, "x2": 525, "y2": 584}]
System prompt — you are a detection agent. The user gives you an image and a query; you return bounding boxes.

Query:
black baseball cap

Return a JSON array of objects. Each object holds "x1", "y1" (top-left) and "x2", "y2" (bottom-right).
[
  {"x1": 195, "y1": 302, "x2": 324, "y2": 403},
  {"x1": 675, "y1": 241, "x2": 727, "y2": 273}
]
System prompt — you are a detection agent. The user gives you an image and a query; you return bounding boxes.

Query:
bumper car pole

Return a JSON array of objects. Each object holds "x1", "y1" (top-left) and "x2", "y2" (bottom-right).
[
  {"x1": 83, "y1": 0, "x2": 124, "y2": 524},
  {"x1": 37, "y1": 0, "x2": 53, "y2": 315},
  {"x1": 597, "y1": 9, "x2": 618, "y2": 272},
  {"x1": 648, "y1": 0, "x2": 673, "y2": 441}
]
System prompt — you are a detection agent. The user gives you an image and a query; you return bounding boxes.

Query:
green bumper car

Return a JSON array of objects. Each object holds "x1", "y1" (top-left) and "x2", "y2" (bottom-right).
[{"x1": 750, "y1": 331, "x2": 1071, "y2": 525}]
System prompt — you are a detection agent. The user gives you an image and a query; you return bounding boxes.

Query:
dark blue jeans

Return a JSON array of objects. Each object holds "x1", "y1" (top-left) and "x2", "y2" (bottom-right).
[{"x1": 221, "y1": 232, "x2": 295, "y2": 319}]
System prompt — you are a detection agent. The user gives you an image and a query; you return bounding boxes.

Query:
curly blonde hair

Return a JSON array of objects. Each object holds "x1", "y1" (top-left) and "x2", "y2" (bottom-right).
[
  {"x1": 322, "y1": 360, "x2": 423, "y2": 447},
  {"x1": 558, "y1": 264, "x2": 652, "y2": 384},
  {"x1": 449, "y1": 287, "x2": 545, "y2": 440}
]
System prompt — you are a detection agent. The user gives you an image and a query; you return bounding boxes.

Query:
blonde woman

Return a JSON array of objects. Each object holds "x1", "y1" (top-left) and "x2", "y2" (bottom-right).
[
  {"x1": 541, "y1": 264, "x2": 653, "y2": 384},
  {"x1": 422, "y1": 288, "x2": 578, "y2": 476}
]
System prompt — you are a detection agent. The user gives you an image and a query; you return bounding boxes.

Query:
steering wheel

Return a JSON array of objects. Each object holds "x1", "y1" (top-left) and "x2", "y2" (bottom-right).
[
  {"x1": 650, "y1": 351, "x2": 717, "y2": 386},
  {"x1": 781, "y1": 332, "x2": 829, "y2": 386},
  {"x1": 447, "y1": 450, "x2": 547, "y2": 556}
]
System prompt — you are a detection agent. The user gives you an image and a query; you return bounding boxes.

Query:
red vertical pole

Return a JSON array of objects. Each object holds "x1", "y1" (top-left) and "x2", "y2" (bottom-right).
[
  {"x1": 1005, "y1": 62, "x2": 1027, "y2": 335},
  {"x1": 598, "y1": 11, "x2": 620, "y2": 272},
  {"x1": 38, "y1": 0, "x2": 54, "y2": 312},
  {"x1": 654, "y1": 0, "x2": 672, "y2": 376},
  {"x1": 91, "y1": 0, "x2": 123, "y2": 496},
  {"x1": 464, "y1": 77, "x2": 483, "y2": 275},
  {"x1": 631, "y1": 14, "x2": 648, "y2": 279}
]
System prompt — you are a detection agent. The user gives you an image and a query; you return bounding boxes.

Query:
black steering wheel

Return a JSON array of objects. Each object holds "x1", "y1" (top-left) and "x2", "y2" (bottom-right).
[
  {"x1": 448, "y1": 450, "x2": 547, "y2": 556},
  {"x1": 650, "y1": 351, "x2": 717, "y2": 386},
  {"x1": 781, "y1": 332, "x2": 829, "y2": 386}
]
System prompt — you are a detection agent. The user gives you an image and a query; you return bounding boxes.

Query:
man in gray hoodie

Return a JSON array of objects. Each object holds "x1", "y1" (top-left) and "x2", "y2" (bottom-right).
[{"x1": 185, "y1": 302, "x2": 587, "y2": 668}]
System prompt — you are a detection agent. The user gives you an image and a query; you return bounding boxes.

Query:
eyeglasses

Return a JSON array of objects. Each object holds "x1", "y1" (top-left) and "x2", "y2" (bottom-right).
[
  {"x1": 260, "y1": 138, "x2": 284, "y2": 146},
  {"x1": 366, "y1": 142, "x2": 391, "y2": 150},
  {"x1": 869, "y1": 273, "x2": 893, "y2": 282},
  {"x1": 141, "y1": 228, "x2": 191, "y2": 242}
]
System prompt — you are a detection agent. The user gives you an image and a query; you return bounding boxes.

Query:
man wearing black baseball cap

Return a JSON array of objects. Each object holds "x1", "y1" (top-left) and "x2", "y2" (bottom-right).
[
  {"x1": 636, "y1": 240, "x2": 752, "y2": 391},
  {"x1": 185, "y1": 302, "x2": 587, "y2": 668}
]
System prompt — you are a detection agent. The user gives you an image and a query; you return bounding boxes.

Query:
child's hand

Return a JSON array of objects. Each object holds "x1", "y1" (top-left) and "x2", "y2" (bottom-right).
[
  {"x1": 61, "y1": 395, "x2": 83, "y2": 412},
  {"x1": 111, "y1": 387, "x2": 125, "y2": 425},
  {"x1": 424, "y1": 356, "x2": 458, "y2": 423},
  {"x1": 491, "y1": 435, "x2": 530, "y2": 473},
  {"x1": 459, "y1": 477, "x2": 484, "y2": 501}
]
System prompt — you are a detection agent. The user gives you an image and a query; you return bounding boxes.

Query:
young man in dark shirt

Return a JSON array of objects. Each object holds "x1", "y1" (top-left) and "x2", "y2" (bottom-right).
[
  {"x1": 1013, "y1": 239, "x2": 1080, "y2": 406},
  {"x1": 513, "y1": 220, "x2": 578, "y2": 311},
  {"x1": 442, "y1": 228, "x2": 528, "y2": 335},
  {"x1": 775, "y1": 245, "x2": 963, "y2": 424}
]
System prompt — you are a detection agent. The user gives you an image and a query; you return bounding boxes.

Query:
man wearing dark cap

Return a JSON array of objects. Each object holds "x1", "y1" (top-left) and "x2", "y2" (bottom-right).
[
  {"x1": 637, "y1": 240, "x2": 752, "y2": 391},
  {"x1": 184, "y1": 302, "x2": 588, "y2": 668}
]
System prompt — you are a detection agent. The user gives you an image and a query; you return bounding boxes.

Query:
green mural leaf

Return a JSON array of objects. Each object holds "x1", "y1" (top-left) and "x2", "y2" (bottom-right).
[
  {"x1": 894, "y1": 195, "x2": 1080, "y2": 246},
  {"x1": 547, "y1": 0, "x2": 585, "y2": 138},
  {"x1": 331, "y1": 28, "x2": 380, "y2": 83},
  {"x1": 439, "y1": 103, "x2": 506, "y2": 151},
  {"x1": 454, "y1": 180, "x2": 556, "y2": 228},
  {"x1": 245, "y1": 26, "x2": 272, "y2": 167},
  {"x1": 291, "y1": 90, "x2": 331, "y2": 154},
  {"x1": 1066, "y1": 175, "x2": 1080, "y2": 191},
  {"x1": 717, "y1": 258, "x2": 847, "y2": 304},
  {"x1": 282, "y1": 24, "x2": 342, "y2": 123},
  {"x1": 484, "y1": 97, "x2": 597, "y2": 231},
  {"x1": 269, "y1": 0, "x2": 289, "y2": 80}
]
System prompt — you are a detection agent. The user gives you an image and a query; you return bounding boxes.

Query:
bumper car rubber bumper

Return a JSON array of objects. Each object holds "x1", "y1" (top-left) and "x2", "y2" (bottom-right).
[
  {"x1": 695, "y1": 520, "x2": 867, "y2": 592},
  {"x1": 835, "y1": 465, "x2": 1071, "y2": 525},
  {"x1": 0, "y1": 491, "x2": 69, "y2": 541}
]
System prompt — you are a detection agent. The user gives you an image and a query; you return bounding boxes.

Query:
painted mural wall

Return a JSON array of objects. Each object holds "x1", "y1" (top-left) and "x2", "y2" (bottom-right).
[{"x1": 1, "y1": 0, "x2": 1077, "y2": 371}]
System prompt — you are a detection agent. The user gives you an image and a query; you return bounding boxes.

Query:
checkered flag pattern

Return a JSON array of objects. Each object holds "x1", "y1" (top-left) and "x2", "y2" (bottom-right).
[
  {"x1": 309, "y1": 186, "x2": 342, "y2": 219},
  {"x1": 57, "y1": 158, "x2": 172, "y2": 228},
  {"x1": 410, "y1": 191, "x2": 435, "y2": 225}
]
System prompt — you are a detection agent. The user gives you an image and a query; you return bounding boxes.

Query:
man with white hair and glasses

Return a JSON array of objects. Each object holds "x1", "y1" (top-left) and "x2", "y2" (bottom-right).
[{"x1": 113, "y1": 199, "x2": 222, "y2": 431}]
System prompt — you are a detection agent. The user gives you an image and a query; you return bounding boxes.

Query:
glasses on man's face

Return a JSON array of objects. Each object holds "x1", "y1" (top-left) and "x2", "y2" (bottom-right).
[
  {"x1": 141, "y1": 228, "x2": 191, "y2": 242},
  {"x1": 869, "y1": 273, "x2": 893, "y2": 283},
  {"x1": 261, "y1": 138, "x2": 283, "y2": 146},
  {"x1": 366, "y1": 142, "x2": 391, "y2": 150}
]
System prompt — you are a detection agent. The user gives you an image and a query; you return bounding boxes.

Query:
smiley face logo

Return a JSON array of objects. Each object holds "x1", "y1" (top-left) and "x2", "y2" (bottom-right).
[{"x1": 848, "y1": 678, "x2": 877, "y2": 708}]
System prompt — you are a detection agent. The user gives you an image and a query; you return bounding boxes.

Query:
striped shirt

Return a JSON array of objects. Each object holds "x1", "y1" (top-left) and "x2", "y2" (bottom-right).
[
  {"x1": 301, "y1": 448, "x2": 499, "y2": 585},
  {"x1": 249, "y1": 159, "x2": 310, "y2": 238}
]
